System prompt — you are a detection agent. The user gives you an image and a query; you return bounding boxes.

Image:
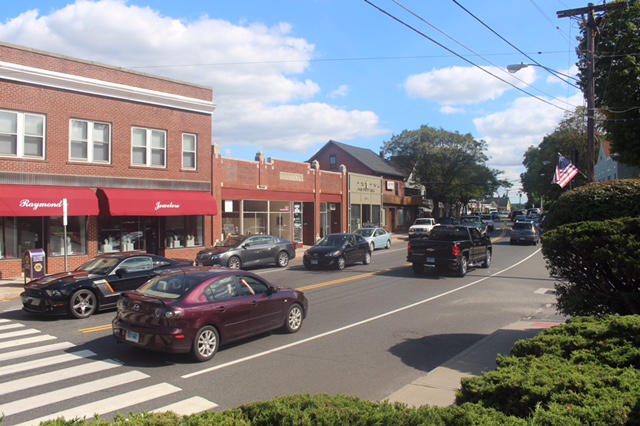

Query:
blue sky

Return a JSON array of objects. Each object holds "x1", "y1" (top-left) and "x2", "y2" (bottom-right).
[{"x1": 0, "y1": 0, "x2": 589, "y2": 203}]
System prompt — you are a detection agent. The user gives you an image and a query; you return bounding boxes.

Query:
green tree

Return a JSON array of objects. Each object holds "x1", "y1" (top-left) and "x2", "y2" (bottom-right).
[
  {"x1": 576, "y1": 1, "x2": 640, "y2": 167},
  {"x1": 383, "y1": 125, "x2": 509, "y2": 216}
]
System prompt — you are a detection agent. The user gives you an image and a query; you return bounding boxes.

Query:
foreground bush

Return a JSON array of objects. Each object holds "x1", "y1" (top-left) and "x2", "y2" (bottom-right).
[
  {"x1": 543, "y1": 178, "x2": 640, "y2": 231},
  {"x1": 542, "y1": 217, "x2": 640, "y2": 316}
]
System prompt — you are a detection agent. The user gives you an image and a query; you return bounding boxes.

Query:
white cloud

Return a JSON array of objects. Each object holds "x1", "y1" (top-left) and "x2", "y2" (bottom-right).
[
  {"x1": 0, "y1": 0, "x2": 388, "y2": 153},
  {"x1": 403, "y1": 65, "x2": 537, "y2": 105},
  {"x1": 329, "y1": 84, "x2": 349, "y2": 98},
  {"x1": 440, "y1": 105, "x2": 465, "y2": 114}
]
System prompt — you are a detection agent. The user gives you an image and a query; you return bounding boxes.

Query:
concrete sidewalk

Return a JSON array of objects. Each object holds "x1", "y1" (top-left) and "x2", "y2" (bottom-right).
[{"x1": 385, "y1": 320, "x2": 561, "y2": 407}]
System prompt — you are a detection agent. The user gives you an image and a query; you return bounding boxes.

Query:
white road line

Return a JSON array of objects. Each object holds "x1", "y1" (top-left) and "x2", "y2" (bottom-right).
[
  {"x1": 13, "y1": 383, "x2": 181, "y2": 426},
  {"x1": 0, "y1": 341, "x2": 74, "y2": 362},
  {"x1": 0, "y1": 334, "x2": 56, "y2": 349},
  {"x1": 0, "y1": 370, "x2": 149, "y2": 416},
  {"x1": 0, "y1": 350, "x2": 95, "y2": 377},
  {"x1": 0, "y1": 358, "x2": 122, "y2": 395},
  {"x1": 0, "y1": 322, "x2": 24, "y2": 331},
  {"x1": 184, "y1": 249, "x2": 542, "y2": 379},
  {"x1": 151, "y1": 396, "x2": 218, "y2": 415},
  {"x1": 0, "y1": 328, "x2": 41, "y2": 341}
]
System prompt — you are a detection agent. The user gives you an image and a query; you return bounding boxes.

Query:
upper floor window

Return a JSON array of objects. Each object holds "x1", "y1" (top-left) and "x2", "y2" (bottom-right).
[
  {"x1": 182, "y1": 133, "x2": 197, "y2": 170},
  {"x1": 329, "y1": 154, "x2": 337, "y2": 169},
  {"x1": 70, "y1": 119, "x2": 111, "y2": 163},
  {"x1": 132, "y1": 127, "x2": 166, "y2": 167},
  {"x1": 0, "y1": 110, "x2": 45, "y2": 159}
]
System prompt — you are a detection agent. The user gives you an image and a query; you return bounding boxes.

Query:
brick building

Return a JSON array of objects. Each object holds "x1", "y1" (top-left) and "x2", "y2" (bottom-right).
[
  {"x1": 211, "y1": 147, "x2": 347, "y2": 246},
  {"x1": 308, "y1": 140, "x2": 422, "y2": 232},
  {"x1": 0, "y1": 42, "x2": 217, "y2": 277}
]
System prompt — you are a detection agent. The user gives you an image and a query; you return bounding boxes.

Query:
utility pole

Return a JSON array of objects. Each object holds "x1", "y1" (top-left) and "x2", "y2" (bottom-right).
[{"x1": 557, "y1": 2, "x2": 627, "y2": 183}]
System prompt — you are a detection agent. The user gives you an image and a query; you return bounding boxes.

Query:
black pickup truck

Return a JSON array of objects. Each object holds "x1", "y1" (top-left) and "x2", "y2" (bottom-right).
[{"x1": 406, "y1": 225, "x2": 492, "y2": 277}]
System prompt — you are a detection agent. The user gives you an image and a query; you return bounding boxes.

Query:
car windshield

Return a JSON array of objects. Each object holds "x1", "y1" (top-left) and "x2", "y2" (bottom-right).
[
  {"x1": 137, "y1": 273, "x2": 198, "y2": 299},
  {"x1": 316, "y1": 235, "x2": 348, "y2": 246},
  {"x1": 513, "y1": 222, "x2": 534, "y2": 230},
  {"x1": 218, "y1": 236, "x2": 245, "y2": 248},
  {"x1": 76, "y1": 257, "x2": 119, "y2": 275},
  {"x1": 481, "y1": 215, "x2": 492, "y2": 221},
  {"x1": 414, "y1": 219, "x2": 430, "y2": 225},
  {"x1": 460, "y1": 217, "x2": 479, "y2": 224},
  {"x1": 355, "y1": 229, "x2": 374, "y2": 237}
]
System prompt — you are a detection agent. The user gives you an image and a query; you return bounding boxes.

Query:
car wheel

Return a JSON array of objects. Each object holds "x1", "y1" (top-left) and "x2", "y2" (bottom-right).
[
  {"x1": 336, "y1": 256, "x2": 346, "y2": 270},
  {"x1": 68, "y1": 289, "x2": 97, "y2": 319},
  {"x1": 412, "y1": 262, "x2": 424, "y2": 274},
  {"x1": 482, "y1": 251, "x2": 491, "y2": 268},
  {"x1": 369, "y1": 242, "x2": 375, "y2": 252},
  {"x1": 283, "y1": 303, "x2": 304, "y2": 333},
  {"x1": 227, "y1": 256, "x2": 242, "y2": 269},
  {"x1": 192, "y1": 325, "x2": 219, "y2": 362},
  {"x1": 363, "y1": 251, "x2": 371, "y2": 265},
  {"x1": 277, "y1": 251, "x2": 290, "y2": 267},
  {"x1": 385, "y1": 240, "x2": 391, "y2": 249},
  {"x1": 457, "y1": 256, "x2": 468, "y2": 277}
]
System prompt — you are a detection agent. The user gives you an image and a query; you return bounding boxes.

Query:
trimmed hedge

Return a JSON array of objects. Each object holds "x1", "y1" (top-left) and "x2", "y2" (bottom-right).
[{"x1": 543, "y1": 178, "x2": 640, "y2": 231}]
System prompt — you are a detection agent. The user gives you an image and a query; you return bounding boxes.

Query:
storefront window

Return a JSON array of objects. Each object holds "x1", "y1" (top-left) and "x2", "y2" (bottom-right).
[
  {"x1": 165, "y1": 216, "x2": 203, "y2": 248},
  {"x1": 0, "y1": 217, "x2": 18, "y2": 259},
  {"x1": 269, "y1": 201, "x2": 291, "y2": 240},
  {"x1": 49, "y1": 216, "x2": 87, "y2": 256},
  {"x1": 350, "y1": 204, "x2": 361, "y2": 231},
  {"x1": 221, "y1": 200, "x2": 241, "y2": 238}
]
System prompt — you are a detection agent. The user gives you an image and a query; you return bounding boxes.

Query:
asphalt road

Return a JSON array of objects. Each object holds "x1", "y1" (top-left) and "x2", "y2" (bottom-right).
[{"x1": 0, "y1": 225, "x2": 564, "y2": 425}]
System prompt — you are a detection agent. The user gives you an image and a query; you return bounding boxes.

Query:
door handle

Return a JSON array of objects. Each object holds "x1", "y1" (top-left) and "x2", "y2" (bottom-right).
[{"x1": 216, "y1": 306, "x2": 226, "y2": 312}]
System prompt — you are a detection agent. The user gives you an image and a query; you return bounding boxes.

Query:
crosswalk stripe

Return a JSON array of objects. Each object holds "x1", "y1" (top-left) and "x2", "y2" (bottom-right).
[
  {"x1": 0, "y1": 322, "x2": 24, "y2": 331},
  {"x1": 0, "y1": 334, "x2": 56, "y2": 349},
  {"x1": 0, "y1": 370, "x2": 149, "y2": 416},
  {"x1": 0, "y1": 358, "x2": 122, "y2": 396},
  {"x1": 0, "y1": 341, "x2": 74, "y2": 362},
  {"x1": 0, "y1": 319, "x2": 9, "y2": 323},
  {"x1": 151, "y1": 396, "x2": 218, "y2": 415},
  {"x1": 0, "y1": 349, "x2": 96, "y2": 377},
  {"x1": 0, "y1": 328, "x2": 41, "y2": 341},
  {"x1": 13, "y1": 383, "x2": 182, "y2": 426}
]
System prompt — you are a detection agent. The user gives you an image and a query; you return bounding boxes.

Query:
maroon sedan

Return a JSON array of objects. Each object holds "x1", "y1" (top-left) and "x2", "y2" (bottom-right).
[{"x1": 112, "y1": 267, "x2": 308, "y2": 362}]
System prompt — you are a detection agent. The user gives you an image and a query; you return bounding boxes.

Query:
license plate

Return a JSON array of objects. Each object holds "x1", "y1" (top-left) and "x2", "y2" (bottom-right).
[
  {"x1": 519, "y1": 237, "x2": 526, "y2": 240},
  {"x1": 125, "y1": 331, "x2": 139, "y2": 343},
  {"x1": 311, "y1": 259, "x2": 318, "y2": 264},
  {"x1": 426, "y1": 257, "x2": 435, "y2": 263}
]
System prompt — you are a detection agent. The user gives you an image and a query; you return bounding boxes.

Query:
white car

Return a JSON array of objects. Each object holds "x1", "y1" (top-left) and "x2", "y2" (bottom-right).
[{"x1": 408, "y1": 218, "x2": 438, "y2": 238}]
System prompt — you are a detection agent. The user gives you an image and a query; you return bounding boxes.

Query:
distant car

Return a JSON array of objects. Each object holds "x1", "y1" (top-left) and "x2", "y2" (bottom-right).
[
  {"x1": 354, "y1": 227, "x2": 392, "y2": 251},
  {"x1": 195, "y1": 234, "x2": 296, "y2": 270},
  {"x1": 459, "y1": 215, "x2": 488, "y2": 235},
  {"x1": 408, "y1": 218, "x2": 438, "y2": 238},
  {"x1": 513, "y1": 214, "x2": 527, "y2": 222},
  {"x1": 510, "y1": 210, "x2": 527, "y2": 222},
  {"x1": 510, "y1": 220, "x2": 540, "y2": 245},
  {"x1": 112, "y1": 267, "x2": 308, "y2": 362},
  {"x1": 481, "y1": 214, "x2": 495, "y2": 231},
  {"x1": 303, "y1": 233, "x2": 371, "y2": 270},
  {"x1": 21, "y1": 253, "x2": 192, "y2": 319}
]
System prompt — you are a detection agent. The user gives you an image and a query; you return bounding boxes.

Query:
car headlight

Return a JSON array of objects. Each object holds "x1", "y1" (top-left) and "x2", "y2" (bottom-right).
[
  {"x1": 329, "y1": 250, "x2": 342, "y2": 257},
  {"x1": 45, "y1": 289, "x2": 64, "y2": 298}
]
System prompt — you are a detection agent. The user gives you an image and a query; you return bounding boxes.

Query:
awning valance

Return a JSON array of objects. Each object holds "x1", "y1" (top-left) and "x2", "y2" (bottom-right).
[
  {"x1": 97, "y1": 188, "x2": 217, "y2": 216},
  {"x1": 0, "y1": 185, "x2": 99, "y2": 217}
]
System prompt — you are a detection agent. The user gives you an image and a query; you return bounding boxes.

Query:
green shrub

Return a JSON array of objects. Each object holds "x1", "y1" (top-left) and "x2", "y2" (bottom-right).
[
  {"x1": 541, "y1": 217, "x2": 640, "y2": 316},
  {"x1": 543, "y1": 179, "x2": 640, "y2": 231}
]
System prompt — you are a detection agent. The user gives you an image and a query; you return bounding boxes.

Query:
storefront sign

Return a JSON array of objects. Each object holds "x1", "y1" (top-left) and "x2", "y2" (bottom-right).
[
  {"x1": 154, "y1": 202, "x2": 181, "y2": 211},
  {"x1": 280, "y1": 172, "x2": 304, "y2": 182},
  {"x1": 19, "y1": 199, "x2": 64, "y2": 211}
]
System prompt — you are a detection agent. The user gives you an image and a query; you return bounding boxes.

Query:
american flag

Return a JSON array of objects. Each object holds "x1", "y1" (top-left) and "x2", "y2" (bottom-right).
[{"x1": 552, "y1": 154, "x2": 579, "y2": 188}]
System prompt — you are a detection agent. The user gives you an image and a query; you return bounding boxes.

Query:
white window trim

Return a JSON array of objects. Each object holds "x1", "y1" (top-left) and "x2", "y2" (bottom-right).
[
  {"x1": 0, "y1": 109, "x2": 46, "y2": 159},
  {"x1": 69, "y1": 119, "x2": 112, "y2": 163},
  {"x1": 131, "y1": 127, "x2": 166, "y2": 168},
  {"x1": 182, "y1": 133, "x2": 197, "y2": 170}
]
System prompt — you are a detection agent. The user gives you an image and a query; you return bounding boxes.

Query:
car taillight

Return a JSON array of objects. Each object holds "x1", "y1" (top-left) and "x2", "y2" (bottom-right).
[
  {"x1": 452, "y1": 244, "x2": 460, "y2": 257},
  {"x1": 407, "y1": 241, "x2": 412, "y2": 255}
]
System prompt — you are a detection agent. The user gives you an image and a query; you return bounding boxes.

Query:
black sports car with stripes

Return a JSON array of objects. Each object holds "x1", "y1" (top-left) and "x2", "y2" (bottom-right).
[{"x1": 21, "y1": 253, "x2": 191, "y2": 319}]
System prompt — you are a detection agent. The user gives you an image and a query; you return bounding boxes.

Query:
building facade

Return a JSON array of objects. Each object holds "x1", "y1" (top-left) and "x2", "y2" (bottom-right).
[
  {"x1": 595, "y1": 141, "x2": 640, "y2": 182},
  {"x1": 0, "y1": 42, "x2": 217, "y2": 277}
]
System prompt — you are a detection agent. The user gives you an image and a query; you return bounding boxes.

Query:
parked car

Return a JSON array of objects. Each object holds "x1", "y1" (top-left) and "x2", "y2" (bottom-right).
[
  {"x1": 408, "y1": 217, "x2": 438, "y2": 238},
  {"x1": 303, "y1": 233, "x2": 371, "y2": 270},
  {"x1": 458, "y1": 215, "x2": 488, "y2": 235},
  {"x1": 112, "y1": 267, "x2": 308, "y2": 362},
  {"x1": 21, "y1": 253, "x2": 192, "y2": 319},
  {"x1": 481, "y1": 214, "x2": 495, "y2": 231},
  {"x1": 195, "y1": 234, "x2": 296, "y2": 269},
  {"x1": 510, "y1": 220, "x2": 540, "y2": 245},
  {"x1": 510, "y1": 210, "x2": 527, "y2": 222},
  {"x1": 354, "y1": 227, "x2": 392, "y2": 251}
]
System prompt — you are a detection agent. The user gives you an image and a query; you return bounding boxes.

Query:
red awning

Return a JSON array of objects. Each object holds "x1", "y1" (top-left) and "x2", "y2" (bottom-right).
[
  {"x1": 97, "y1": 188, "x2": 218, "y2": 216},
  {"x1": 0, "y1": 185, "x2": 99, "y2": 217}
]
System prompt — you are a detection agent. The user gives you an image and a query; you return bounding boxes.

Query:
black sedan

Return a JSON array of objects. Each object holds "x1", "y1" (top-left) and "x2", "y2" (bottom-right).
[
  {"x1": 302, "y1": 233, "x2": 371, "y2": 270},
  {"x1": 112, "y1": 267, "x2": 308, "y2": 362},
  {"x1": 195, "y1": 234, "x2": 296, "y2": 269},
  {"x1": 20, "y1": 253, "x2": 192, "y2": 319}
]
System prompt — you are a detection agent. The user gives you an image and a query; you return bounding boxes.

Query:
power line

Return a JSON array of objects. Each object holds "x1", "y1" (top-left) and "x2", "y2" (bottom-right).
[{"x1": 363, "y1": 0, "x2": 573, "y2": 112}]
